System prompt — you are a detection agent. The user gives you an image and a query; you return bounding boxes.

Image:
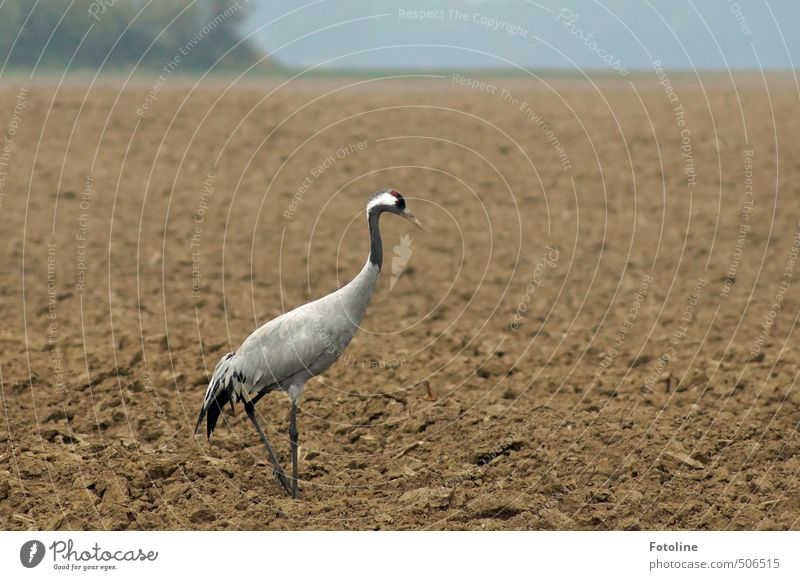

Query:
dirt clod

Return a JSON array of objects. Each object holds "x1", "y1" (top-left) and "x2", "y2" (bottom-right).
[{"x1": 0, "y1": 79, "x2": 797, "y2": 531}]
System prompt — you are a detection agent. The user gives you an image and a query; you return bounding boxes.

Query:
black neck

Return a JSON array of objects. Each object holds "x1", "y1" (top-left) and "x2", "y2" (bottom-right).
[{"x1": 368, "y1": 208, "x2": 383, "y2": 269}]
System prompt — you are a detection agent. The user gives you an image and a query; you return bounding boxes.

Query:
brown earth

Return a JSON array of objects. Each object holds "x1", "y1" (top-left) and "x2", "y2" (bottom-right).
[{"x1": 1, "y1": 74, "x2": 799, "y2": 530}]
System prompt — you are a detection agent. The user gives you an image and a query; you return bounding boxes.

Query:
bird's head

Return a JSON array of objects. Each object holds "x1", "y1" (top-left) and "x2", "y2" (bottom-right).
[{"x1": 366, "y1": 188, "x2": 424, "y2": 230}]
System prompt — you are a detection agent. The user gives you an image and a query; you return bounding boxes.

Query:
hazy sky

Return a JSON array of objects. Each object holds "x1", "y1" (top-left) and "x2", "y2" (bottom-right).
[{"x1": 241, "y1": 0, "x2": 798, "y2": 71}]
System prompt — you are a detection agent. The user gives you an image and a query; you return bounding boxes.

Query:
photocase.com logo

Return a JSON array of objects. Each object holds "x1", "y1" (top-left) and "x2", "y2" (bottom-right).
[
  {"x1": 390, "y1": 234, "x2": 413, "y2": 292},
  {"x1": 20, "y1": 540, "x2": 46, "y2": 568}
]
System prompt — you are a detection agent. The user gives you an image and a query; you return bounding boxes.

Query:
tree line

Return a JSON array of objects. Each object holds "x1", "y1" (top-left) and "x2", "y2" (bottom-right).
[{"x1": 0, "y1": 0, "x2": 269, "y2": 73}]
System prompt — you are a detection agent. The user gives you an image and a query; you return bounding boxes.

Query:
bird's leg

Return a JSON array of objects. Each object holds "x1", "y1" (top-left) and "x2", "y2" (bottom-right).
[
  {"x1": 244, "y1": 402, "x2": 291, "y2": 495},
  {"x1": 289, "y1": 401, "x2": 299, "y2": 499}
]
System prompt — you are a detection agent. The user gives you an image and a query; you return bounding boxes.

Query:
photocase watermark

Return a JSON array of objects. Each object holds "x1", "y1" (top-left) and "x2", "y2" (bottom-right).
[
  {"x1": 284, "y1": 140, "x2": 368, "y2": 221},
  {"x1": 137, "y1": 1, "x2": 245, "y2": 117},
  {"x1": 590, "y1": 274, "x2": 654, "y2": 387},
  {"x1": 727, "y1": 0, "x2": 752, "y2": 37},
  {"x1": 750, "y1": 221, "x2": 800, "y2": 360},
  {"x1": 46, "y1": 239, "x2": 66, "y2": 396},
  {"x1": 721, "y1": 148, "x2": 754, "y2": 298},
  {"x1": 442, "y1": 431, "x2": 524, "y2": 490},
  {"x1": 452, "y1": 73, "x2": 509, "y2": 99},
  {"x1": 341, "y1": 354, "x2": 407, "y2": 369},
  {"x1": 140, "y1": 371, "x2": 176, "y2": 453},
  {"x1": 87, "y1": 0, "x2": 118, "y2": 21},
  {"x1": 191, "y1": 173, "x2": 214, "y2": 299},
  {"x1": 390, "y1": 233, "x2": 413, "y2": 292},
  {"x1": 519, "y1": 101, "x2": 573, "y2": 171},
  {"x1": 400, "y1": 6, "x2": 628, "y2": 74},
  {"x1": 510, "y1": 245, "x2": 561, "y2": 331},
  {"x1": 397, "y1": 8, "x2": 529, "y2": 38},
  {"x1": 652, "y1": 59, "x2": 697, "y2": 192},
  {"x1": 0, "y1": 86, "x2": 29, "y2": 211},
  {"x1": 43, "y1": 539, "x2": 158, "y2": 572},
  {"x1": 20, "y1": 540, "x2": 46, "y2": 568},
  {"x1": 75, "y1": 175, "x2": 94, "y2": 293},
  {"x1": 397, "y1": 8, "x2": 447, "y2": 20},
  {"x1": 308, "y1": 318, "x2": 403, "y2": 370},
  {"x1": 452, "y1": 73, "x2": 572, "y2": 171},
  {"x1": 556, "y1": 8, "x2": 629, "y2": 76},
  {"x1": 312, "y1": 317, "x2": 359, "y2": 362},
  {"x1": 642, "y1": 278, "x2": 707, "y2": 395}
]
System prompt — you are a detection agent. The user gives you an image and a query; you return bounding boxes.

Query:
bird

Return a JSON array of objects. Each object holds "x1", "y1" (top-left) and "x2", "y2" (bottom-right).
[{"x1": 195, "y1": 188, "x2": 423, "y2": 498}]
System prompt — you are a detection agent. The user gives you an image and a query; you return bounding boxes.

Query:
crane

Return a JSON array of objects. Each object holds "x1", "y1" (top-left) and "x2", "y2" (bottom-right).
[{"x1": 195, "y1": 189, "x2": 423, "y2": 498}]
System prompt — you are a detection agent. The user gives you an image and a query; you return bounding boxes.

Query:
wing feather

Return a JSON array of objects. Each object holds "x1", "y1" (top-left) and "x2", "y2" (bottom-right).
[{"x1": 196, "y1": 274, "x2": 373, "y2": 438}]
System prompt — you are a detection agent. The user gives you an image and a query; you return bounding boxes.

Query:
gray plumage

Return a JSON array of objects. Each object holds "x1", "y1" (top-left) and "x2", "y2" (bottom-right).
[
  {"x1": 197, "y1": 260, "x2": 378, "y2": 431},
  {"x1": 195, "y1": 188, "x2": 423, "y2": 497}
]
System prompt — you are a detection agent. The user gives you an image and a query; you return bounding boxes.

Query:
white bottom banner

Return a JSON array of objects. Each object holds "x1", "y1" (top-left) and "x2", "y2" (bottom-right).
[{"x1": 1, "y1": 531, "x2": 798, "y2": 578}]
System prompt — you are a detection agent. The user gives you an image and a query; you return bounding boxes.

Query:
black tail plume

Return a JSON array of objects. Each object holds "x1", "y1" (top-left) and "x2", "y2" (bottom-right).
[{"x1": 195, "y1": 353, "x2": 237, "y2": 438}]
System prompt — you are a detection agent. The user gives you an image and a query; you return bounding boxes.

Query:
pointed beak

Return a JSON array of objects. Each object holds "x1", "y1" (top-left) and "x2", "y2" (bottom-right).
[{"x1": 402, "y1": 209, "x2": 424, "y2": 230}]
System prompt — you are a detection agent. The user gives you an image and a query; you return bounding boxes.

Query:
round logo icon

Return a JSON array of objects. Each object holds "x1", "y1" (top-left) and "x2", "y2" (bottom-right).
[{"x1": 20, "y1": 540, "x2": 46, "y2": 568}]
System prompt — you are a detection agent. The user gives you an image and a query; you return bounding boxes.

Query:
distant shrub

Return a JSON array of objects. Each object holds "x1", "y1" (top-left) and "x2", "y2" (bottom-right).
[{"x1": 0, "y1": 0, "x2": 269, "y2": 73}]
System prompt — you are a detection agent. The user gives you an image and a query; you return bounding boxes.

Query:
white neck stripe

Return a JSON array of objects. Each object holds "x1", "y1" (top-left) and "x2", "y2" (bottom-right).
[{"x1": 366, "y1": 192, "x2": 397, "y2": 215}]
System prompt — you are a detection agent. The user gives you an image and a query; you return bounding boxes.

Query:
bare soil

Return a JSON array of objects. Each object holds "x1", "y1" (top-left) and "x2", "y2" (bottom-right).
[{"x1": 1, "y1": 74, "x2": 799, "y2": 530}]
